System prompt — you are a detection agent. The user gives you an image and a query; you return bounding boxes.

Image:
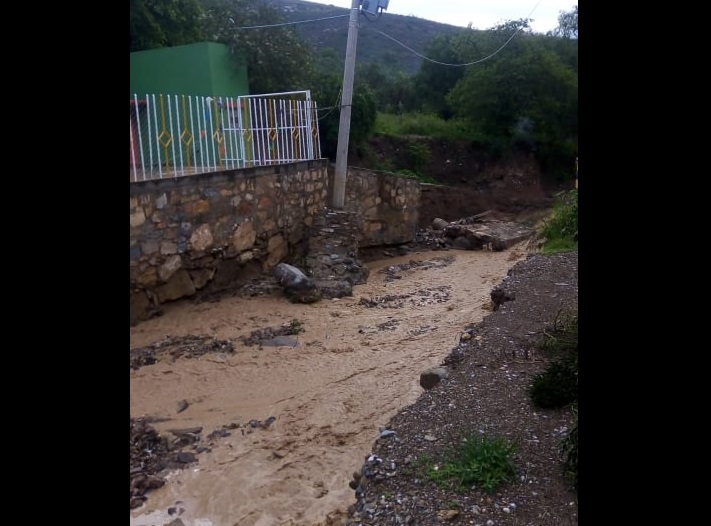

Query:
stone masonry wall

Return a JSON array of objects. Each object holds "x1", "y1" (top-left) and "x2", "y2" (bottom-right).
[
  {"x1": 130, "y1": 161, "x2": 421, "y2": 325},
  {"x1": 340, "y1": 166, "x2": 420, "y2": 246}
]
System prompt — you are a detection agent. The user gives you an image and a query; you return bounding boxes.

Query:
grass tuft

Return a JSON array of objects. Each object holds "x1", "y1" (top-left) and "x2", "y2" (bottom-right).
[{"x1": 420, "y1": 434, "x2": 518, "y2": 494}]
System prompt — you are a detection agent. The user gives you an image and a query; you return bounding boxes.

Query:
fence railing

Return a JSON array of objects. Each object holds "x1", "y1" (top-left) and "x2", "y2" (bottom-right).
[{"x1": 130, "y1": 90, "x2": 322, "y2": 182}]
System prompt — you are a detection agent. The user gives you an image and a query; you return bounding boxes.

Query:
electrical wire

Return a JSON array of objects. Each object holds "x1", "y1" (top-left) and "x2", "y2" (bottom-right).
[
  {"x1": 234, "y1": 13, "x2": 349, "y2": 30},
  {"x1": 231, "y1": 0, "x2": 544, "y2": 68},
  {"x1": 361, "y1": 0, "x2": 545, "y2": 67},
  {"x1": 317, "y1": 87, "x2": 343, "y2": 120},
  {"x1": 364, "y1": 25, "x2": 524, "y2": 67},
  {"x1": 229, "y1": 0, "x2": 546, "y2": 108}
]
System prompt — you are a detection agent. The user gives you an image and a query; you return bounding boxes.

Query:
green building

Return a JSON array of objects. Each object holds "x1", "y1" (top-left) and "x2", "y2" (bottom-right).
[
  {"x1": 130, "y1": 42, "x2": 251, "y2": 174},
  {"x1": 130, "y1": 41, "x2": 249, "y2": 97}
]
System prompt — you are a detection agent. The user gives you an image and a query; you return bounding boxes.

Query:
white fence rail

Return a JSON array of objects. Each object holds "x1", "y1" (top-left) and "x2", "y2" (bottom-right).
[{"x1": 130, "y1": 91, "x2": 321, "y2": 182}]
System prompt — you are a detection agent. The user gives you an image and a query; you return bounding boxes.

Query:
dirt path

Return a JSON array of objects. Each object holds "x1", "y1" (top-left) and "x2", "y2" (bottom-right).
[{"x1": 129, "y1": 244, "x2": 529, "y2": 526}]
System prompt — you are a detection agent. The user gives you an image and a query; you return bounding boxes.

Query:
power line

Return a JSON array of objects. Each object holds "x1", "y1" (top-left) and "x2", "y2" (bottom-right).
[
  {"x1": 231, "y1": 12, "x2": 534, "y2": 69},
  {"x1": 361, "y1": 0, "x2": 544, "y2": 68},
  {"x1": 233, "y1": 13, "x2": 349, "y2": 30},
  {"x1": 364, "y1": 24, "x2": 525, "y2": 67},
  {"x1": 317, "y1": 88, "x2": 343, "y2": 120}
]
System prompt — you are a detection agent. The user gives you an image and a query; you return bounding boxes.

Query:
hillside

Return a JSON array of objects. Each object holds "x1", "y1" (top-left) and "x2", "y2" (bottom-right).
[{"x1": 272, "y1": 0, "x2": 474, "y2": 75}]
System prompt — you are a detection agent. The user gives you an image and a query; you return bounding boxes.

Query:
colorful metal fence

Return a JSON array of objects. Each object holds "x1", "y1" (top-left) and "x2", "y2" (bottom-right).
[{"x1": 130, "y1": 91, "x2": 321, "y2": 182}]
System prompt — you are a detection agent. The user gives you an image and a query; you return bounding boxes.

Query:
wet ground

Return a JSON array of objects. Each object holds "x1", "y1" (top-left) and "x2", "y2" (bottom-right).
[{"x1": 129, "y1": 244, "x2": 530, "y2": 526}]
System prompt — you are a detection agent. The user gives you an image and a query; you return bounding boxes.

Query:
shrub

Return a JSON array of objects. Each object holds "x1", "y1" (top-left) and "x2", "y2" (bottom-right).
[
  {"x1": 529, "y1": 309, "x2": 578, "y2": 493},
  {"x1": 408, "y1": 142, "x2": 432, "y2": 173},
  {"x1": 287, "y1": 318, "x2": 305, "y2": 335},
  {"x1": 541, "y1": 189, "x2": 578, "y2": 254},
  {"x1": 529, "y1": 309, "x2": 578, "y2": 409}
]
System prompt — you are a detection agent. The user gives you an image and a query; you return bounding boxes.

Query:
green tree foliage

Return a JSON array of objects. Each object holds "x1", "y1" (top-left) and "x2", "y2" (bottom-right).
[
  {"x1": 549, "y1": 5, "x2": 578, "y2": 39},
  {"x1": 412, "y1": 33, "x2": 469, "y2": 118},
  {"x1": 311, "y1": 74, "x2": 377, "y2": 161},
  {"x1": 549, "y1": 7, "x2": 578, "y2": 74},
  {"x1": 197, "y1": 0, "x2": 315, "y2": 94},
  {"x1": 356, "y1": 63, "x2": 416, "y2": 113},
  {"x1": 130, "y1": 0, "x2": 205, "y2": 51},
  {"x1": 314, "y1": 48, "x2": 343, "y2": 77},
  {"x1": 445, "y1": 23, "x2": 577, "y2": 177}
]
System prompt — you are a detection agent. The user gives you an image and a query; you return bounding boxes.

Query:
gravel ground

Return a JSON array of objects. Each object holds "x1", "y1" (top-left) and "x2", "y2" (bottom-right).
[{"x1": 344, "y1": 250, "x2": 579, "y2": 526}]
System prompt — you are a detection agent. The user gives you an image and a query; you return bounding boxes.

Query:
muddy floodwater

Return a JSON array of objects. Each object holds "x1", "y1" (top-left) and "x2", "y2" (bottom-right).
[{"x1": 129, "y1": 245, "x2": 528, "y2": 526}]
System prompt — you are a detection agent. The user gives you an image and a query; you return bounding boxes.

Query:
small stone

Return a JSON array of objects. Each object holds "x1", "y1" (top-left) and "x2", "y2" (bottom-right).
[
  {"x1": 176, "y1": 451, "x2": 196, "y2": 463},
  {"x1": 437, "y1": 509, "x2": 459, "y2": 521},
  {"x1": 424, "y1": 435, "x2": 437, "y2": 442}
]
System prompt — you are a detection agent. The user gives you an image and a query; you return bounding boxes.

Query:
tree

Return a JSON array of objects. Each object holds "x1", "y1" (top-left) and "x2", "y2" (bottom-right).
[
  {"x1": 311, "y1": 73, "x2": 377, "y2": 161},
  {"x1": 197, "y1": 0, "x2": 315, "y2": 94},
  {"x1": 130, "y1": 0, "x2": 204, "y2": 51},
  {"x1": 447, "y1": 31, "x2": 577, "y2": 177},
  {"x1": 413, "y1": 32, "x2": 470, "y2": 118},
  {"x1": 355, "y1": 63, "x2": 415, "y2": 114},
  {"x1": 549, "y1": 5, "x2": 578, "y2": 39}
]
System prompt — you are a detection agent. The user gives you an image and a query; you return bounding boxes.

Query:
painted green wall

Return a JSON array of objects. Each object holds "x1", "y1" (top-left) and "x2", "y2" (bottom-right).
[{"x1": 130, "y1": 42, "x2": 249, "y2": 97}]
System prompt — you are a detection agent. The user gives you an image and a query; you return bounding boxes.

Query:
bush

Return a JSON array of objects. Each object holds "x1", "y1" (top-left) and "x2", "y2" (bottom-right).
[
  {"x1": 529, "y1": 309, "x2": 578, "y2": 409},
  {"x1": 541, "y1": 189, "x2": 578, "y2": 254}
]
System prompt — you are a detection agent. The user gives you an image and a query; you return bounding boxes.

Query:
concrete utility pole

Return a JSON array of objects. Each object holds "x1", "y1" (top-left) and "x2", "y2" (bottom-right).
[{"x1": 332, "y1": 0, "x2": 361, "y2": 209}]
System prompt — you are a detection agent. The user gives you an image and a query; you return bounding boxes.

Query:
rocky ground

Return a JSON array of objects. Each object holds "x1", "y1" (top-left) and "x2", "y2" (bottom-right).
[
  {"x1": 130, "y1": 235, "x2": 578, "y2": 525},
  {"x1": 343, "y1": 249, "x2": 578, "y2": 526}
]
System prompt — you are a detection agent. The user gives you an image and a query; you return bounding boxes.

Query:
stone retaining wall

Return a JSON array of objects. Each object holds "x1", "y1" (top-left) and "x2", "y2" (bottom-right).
[{"x1": 130, "y1": 161, "x2": 421, "y2": 325}]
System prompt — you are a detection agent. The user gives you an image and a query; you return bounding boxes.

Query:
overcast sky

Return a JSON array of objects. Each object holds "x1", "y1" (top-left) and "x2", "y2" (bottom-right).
[{"x1": 302, "y1": 0, "x2": 576, "y2": 34}]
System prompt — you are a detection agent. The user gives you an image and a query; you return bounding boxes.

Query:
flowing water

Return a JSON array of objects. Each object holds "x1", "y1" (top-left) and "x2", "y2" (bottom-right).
[{"x1": 129, "y1": 245, "x2": 528, "y2": 526}]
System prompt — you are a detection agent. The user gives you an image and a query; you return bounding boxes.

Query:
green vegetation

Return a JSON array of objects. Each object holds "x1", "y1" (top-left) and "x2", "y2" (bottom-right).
[
  {"x1": 408, "y1": 141, "x2": 432, "y2": 171},
  {"x1": 311, "y1": 75, "x2": 378, "y2": 160},
  {"x1": 540, "y1": 189, "x2": 578, "y2": 254},
  {"x1": 130, "y1": 0, "x2": 204, "y2": 52},
  {"x1": 287, "y1": 318, "x2": 305, "y2": 335},
  {"x1": 416, "y1": 434, "x2": 518, "y2": 494},
  {"x1": 529, "y1": 184, "x2": 579, "y2": 494},
  {"x1": 374, "y1": 112, "x2": 476, "y2": 142},
  {"x1": 529, "y1": 309, "x2": 578, "y2": 408},
  {"x1": 560, "y1": 402, "x2": 578, "y2": 491},
  {"x1": 528, "y1": 308, "x2": 578, "y2": 493}
]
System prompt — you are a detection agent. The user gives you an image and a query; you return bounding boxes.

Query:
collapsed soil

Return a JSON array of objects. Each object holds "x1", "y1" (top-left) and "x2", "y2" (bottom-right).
[{"x1": 130, "y1": 233, "x2": 578, "y2": 526}]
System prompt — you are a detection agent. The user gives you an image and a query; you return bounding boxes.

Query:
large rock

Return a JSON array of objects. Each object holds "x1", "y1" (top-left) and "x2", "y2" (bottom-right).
[
  {"x1": 420, "y1": 367, "x2": 449, "y2": 390},
  {"x1": 274, "y1": 263, "x2": 322, "y2": 303},
  {"x1": 442, "y1": 220, "x2": 533, "y2": 251}
]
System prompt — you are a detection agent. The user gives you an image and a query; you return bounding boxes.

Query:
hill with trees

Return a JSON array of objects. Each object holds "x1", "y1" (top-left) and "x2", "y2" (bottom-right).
[
  {"x1": 130, "y1": 0, "x2": 578, "y2": 182},
  {"x1": 272, "y1": 0, "x2": 470, "y2": 76}
]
